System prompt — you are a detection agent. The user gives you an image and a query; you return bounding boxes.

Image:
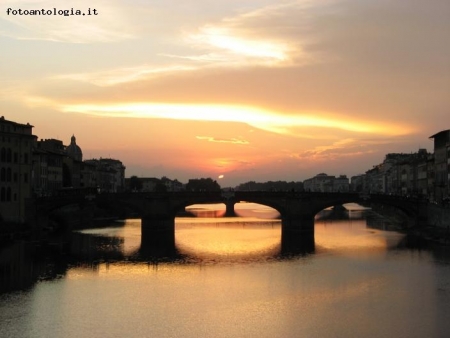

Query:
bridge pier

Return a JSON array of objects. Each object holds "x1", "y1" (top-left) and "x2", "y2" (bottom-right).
[
  {"x1": 141, "y1": 216, "x2": 175, "y2": 248},
  {"x1": 224, "y1": 200, "x2": 236, "y2": 217},
  {"x1": 281, "y1": 215, "x2": 315, "y2": 253}
]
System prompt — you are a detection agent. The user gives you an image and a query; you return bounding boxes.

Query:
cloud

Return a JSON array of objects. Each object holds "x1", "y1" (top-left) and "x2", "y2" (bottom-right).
[
  {"x1": 211, "y1": 157, "x2": 256, "y2": 171},
  {"x1": 3, "y1": 0, "x2": 447, "y2": 156},
  {"x1": 57, "y1": 102, "x2": 413, "y2": 137},
  {"x1": 40, "y1": 0, "x2": 326, "y2": 86},
  {"x1": 287, "y1": 137, "x2": 412, "y2": 163},
  {"x1": 52, "y1": 64, "x2": 196, "y2": 86},
  {"x1": 185, "y1": 25, "x2": 291, "y2": 66},
  {"x1": 173, "y1": 0, "x2": 329, "y2": 68},
  {"x1": 196, "y1": 136, "x2": 249, "y2": 145}
]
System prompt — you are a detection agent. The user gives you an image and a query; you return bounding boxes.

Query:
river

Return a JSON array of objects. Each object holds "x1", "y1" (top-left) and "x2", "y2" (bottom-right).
[{"x1": 1, "y1": 203, "x2": 450, "y2": 338}]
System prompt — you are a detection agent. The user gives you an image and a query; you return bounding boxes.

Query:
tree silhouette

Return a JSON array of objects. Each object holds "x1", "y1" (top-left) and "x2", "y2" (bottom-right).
[{"x1": 129, "y1": 176, "x2": 143, "y2": 191}]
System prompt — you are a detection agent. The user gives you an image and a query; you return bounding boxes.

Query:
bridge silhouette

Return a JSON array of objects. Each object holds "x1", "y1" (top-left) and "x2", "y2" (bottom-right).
[
  {"x1": 29, "y1": 191, "x2": 428, "y2": 252},
  {"x1": 89, "y1": 191, "x2": 428, "y2": 252}
]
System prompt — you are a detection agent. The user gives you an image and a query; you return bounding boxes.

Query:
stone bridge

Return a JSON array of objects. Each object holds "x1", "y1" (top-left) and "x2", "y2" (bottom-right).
[
  {"x1": 26, "y1": 193, "x2": 97, "y2": 238},
  {"x1": 94, "y1": 191, "x2": 428, "y2": 251}
]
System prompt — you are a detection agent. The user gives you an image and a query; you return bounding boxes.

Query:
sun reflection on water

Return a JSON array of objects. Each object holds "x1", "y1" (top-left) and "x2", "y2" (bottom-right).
[{"x1": 175, "y1": 218, "x2": 282, "y2": 261}]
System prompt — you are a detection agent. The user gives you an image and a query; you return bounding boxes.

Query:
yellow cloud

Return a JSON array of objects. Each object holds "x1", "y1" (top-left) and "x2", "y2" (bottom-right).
[
  {"x1": 60, "y1": 102, "x2": 413, "y2": 137},
  {"x1": 196, "y1": 136, "x2": 249, "y2": 145},
  {"x1": 188, "y1": 26, "x2": 290, "y2": 64}
]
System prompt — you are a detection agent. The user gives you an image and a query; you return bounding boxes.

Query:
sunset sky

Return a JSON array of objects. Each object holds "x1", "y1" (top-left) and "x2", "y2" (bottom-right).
[{"x1": 1, "y1": 0, "x2": 449, "y2": 186}]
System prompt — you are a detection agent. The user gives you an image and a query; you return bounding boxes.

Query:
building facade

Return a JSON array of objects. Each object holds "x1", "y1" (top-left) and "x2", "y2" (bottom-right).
[
  {"x1": 355, "y1": 150, "x2": 430, "y2": 197},
  {"x1": 84, "y1": 158, "x2": 126, "y2": 193},
  {"x1": 303, "y1": 173, "x2": 349, "y2": 192},
  {"x1": 32, "y1": 139, "x2": 66, "y2": 196},
  {"x1": 0, "y1": 117, "x2": 37, "y2": 223},
  {"x1": 32, "y1": 136, "x2": 126, "y2": 196},
  {"x1": 430, "y1": 130, "x2": 450, "y2": 201}
]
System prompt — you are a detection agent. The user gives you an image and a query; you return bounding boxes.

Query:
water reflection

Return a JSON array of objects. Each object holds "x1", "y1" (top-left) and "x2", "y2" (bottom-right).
[
  {"x1": 314, "y1": 204, "x2": 403, "y2": 255},
  {"x1": 185, "y1": 202, "x2": 280, "y2": 219},
  {"x1": 0, "y1": 241, "x2": 68, "y2": 294},
  {"x1": 3, "y1": 204, "x2": 450, "y2": 338},
  {"x1": 1, "y1": 203, "x2": 442, "y2": 295},
  {"x1": 74, "y1": 217, "x2": 296, "y2": 265},
  {"x1": 175, "y1": 218, "x2": 283, "y2": 264}
]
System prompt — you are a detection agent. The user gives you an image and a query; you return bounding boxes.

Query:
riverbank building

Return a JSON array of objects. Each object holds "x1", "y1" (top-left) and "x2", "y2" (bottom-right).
[{"x1": 0, "y1": 116, "x2": 37, "y2": 223}]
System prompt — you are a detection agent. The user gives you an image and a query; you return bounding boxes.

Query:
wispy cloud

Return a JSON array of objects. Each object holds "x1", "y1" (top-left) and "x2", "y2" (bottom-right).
[
  {"x1": 212, "y1": 157, "x2": 255, "y2": 171},
  {"x1": 185, "y1": 25, "x2": 292, "y2": 66},
  {"x1": 57, "y1": 102, "x2": 413, "y2": 137},
  {"x1": 52, "y1": 64, "x2": 196, "y2": 86},
  {"x1": 174, "y1": 1, "x2": 325, "y2": 68},
  {"x1": 41, "y1": 0, "x2": 325, "y2": 86},
  {"x1": 196, "y1": 136, "x2": 249, "y2": 145},
  {"x1": 289, "y1": 138, "x2": 385, "y2": 162}
]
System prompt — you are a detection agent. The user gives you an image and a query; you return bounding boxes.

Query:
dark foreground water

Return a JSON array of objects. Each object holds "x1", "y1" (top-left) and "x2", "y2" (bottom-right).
[{"x1": 1, "y1": 204, "x2": 450, "y2": 338}]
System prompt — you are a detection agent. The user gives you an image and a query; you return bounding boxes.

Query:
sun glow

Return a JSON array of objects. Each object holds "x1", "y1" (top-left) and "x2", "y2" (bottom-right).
[{"x1": 61, "y1": 102, "x2": 412, "y2": 136}]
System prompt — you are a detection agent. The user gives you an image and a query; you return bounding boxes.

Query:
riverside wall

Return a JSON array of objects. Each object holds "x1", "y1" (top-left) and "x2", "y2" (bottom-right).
[{"x1": 427, "y1": 204, "x2": 450, "y2": 228}]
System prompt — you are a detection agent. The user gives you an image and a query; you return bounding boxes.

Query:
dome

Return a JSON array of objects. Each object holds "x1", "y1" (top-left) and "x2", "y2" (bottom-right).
[{"x1": 66, "y1": 135, "x2": 83, "y2": 161}]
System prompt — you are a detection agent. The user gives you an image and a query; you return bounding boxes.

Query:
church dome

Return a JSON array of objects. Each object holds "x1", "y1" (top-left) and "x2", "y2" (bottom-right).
[{"x1": 66, "y1": 135, "x2": 83, "y2": 161}]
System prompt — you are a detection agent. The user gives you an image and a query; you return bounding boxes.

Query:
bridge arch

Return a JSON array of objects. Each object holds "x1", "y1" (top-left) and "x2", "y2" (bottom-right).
[
  {"x1": 232, "y1": 202, "x2": 280, "y2": 219},
  {"x1": 271, "y1": 193, "x2": 421, "y2": 222},
  {"x1": 234, "y1": 199, "x2": 284, "y2": 216},
  {"x1": 182, "y1": 202, "x2": 227, "y2": 217},
  {"x1": 172, "y1": 195, "x2": 282, "y2": 217}
]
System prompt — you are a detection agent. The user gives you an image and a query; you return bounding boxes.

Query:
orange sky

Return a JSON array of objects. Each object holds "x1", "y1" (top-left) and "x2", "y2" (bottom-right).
[{"x1": 1, "y1": 0, "x2": 449, "y2": 186}]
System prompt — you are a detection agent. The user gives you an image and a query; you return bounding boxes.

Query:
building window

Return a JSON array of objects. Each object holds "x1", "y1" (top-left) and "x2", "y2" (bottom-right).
[
  {"x1": 0, "y1": 187, "x2": 4, "y2": 202},
  {"x1": 24, "y1": 153, "x2": 28, "y2": 164},
  {"x1": 6, "y1": 168, "x2": 11, "y2": 182},
  {"x1": 6, "y1": 187, "x2": 11, "y2": 201},
  {"x1": 0, "y1": 148, "x2": 4, "y2": 162},
  {"x1": 7, "y1": 149, "x2": 11, "y2": 162},
  {"x1": 14, "y1": 153, "x2": 18, "y2": 163},
  {"x1": 13, "y1": 172, "x2": 18, "y2": 183},
  {"x1": 13, "y1": 193, "x2": 17, "y2": 201},
  {"x1": 0, "y1": 167, "x2": 5, "y2": 182},
  {"x1": 24, "y1": 173, "x2": 28, "y2": 183}
]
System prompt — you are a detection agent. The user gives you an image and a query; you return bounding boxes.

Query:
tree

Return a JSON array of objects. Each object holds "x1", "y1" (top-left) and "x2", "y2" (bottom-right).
[
  {"x1": 129, "y1": 176, "x2": 143, "y2": 192},
  {"x1": 186, "y1": 178, "x2": 221, "y2": 192},
  {"x1": 155, "y1": 182, "x2": 167, "y2": 192}
]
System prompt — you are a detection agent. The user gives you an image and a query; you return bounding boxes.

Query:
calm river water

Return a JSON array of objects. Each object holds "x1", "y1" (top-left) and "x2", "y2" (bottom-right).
[{"x1": 1, "y1": 203, "x2": 450, "y2": 338}]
